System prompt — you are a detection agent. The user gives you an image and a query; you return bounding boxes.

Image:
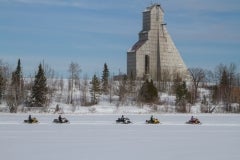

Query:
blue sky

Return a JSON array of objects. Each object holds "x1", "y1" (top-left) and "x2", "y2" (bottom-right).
[{"x1": 0, "y1": 0, "x2": 240, "y2": 77}]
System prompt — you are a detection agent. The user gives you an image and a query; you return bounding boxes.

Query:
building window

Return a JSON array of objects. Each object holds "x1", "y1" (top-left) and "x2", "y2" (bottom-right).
[{"x1": 145, "y1": 55, "x2": 150, "y2": 74}]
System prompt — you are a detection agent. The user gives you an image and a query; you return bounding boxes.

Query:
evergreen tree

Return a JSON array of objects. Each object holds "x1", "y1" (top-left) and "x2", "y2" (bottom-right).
[
  {"x1": 175, "y1": 81, "x2": 189, "y2": 113},
  {"x1": 101, "y1": 63, "x2": 109, "y2": 94},
  {"x1": 139, "y1": 79, "x2": 158, "y2": 103},
  {"x1": 12, "y1": 59, "x2": 24, "y2": 99},
  {"x1": 90, "y1": 74, "x2": 100, "y2": 104},
  {"x1": 220, "y1": 70, "x2": 229, "y2": 102},
  {"x1": 7, "y1": 59, "x2": 24, "y2": 112},
  {"x1": 220, "y1": 69, "x2": 231, "y2": 111},
  {"x1": 214, "y1": 63, "x2": 237, "y2": 112},
  {"x1": 30, "y1": 63, "x2": 48, "y2": 107}
]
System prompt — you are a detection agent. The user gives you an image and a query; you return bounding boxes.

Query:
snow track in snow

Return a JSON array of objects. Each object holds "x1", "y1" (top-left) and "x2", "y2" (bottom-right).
[{"x1": 0, "y1": 121, "x2": 239, "y2": 127}]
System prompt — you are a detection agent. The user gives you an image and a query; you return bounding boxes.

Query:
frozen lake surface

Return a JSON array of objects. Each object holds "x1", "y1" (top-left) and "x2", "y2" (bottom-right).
[{"x1": 0, "y1": 114, "x2": 240, "y2": 160}]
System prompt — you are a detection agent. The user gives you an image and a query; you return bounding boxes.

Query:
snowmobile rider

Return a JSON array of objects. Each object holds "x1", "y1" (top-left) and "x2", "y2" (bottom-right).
[
  {"x1": 28, "y1": 115, "x2": 33, "y2": 123},
  {"x1": 121, "y1": 115, "x2": 124, "y2": 120},
  {"x1": 150, "y1": 115, "x2": 154, "y2": 122},
  {"x1": 58, "y1": 115, "x2": 63, "y2": 123},
  {"x1": 191, "y1": 116, "x2": 195, "y2": 122}
]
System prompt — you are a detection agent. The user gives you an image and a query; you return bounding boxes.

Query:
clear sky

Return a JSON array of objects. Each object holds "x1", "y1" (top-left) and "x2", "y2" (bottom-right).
[{"x1": 0, "y1": 0, "x2": 240, "y2": 77}]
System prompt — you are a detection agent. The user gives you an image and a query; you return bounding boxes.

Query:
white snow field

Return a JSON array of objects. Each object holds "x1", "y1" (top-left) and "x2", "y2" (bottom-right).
[{"x1": 0, "y1": 114, "x2": 240, "y2": 160}]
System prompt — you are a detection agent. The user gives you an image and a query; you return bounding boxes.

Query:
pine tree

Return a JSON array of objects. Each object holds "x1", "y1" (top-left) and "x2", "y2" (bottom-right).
[
  {"x1": 30, "y1": 63, "x2": 48, "y2": 107},
  {"x1": 175, "y1": 81, "x2": 189, "y2": 113},
  {"x1": 220, "y1": 70, "x2": 228, "y2": 101},
  {"x1": 139, "y1": 79, "x2": 158, "y2": 103},
  {"x1": 7, "y1": 59, "x2": 24, "y2": 112},
  {"x1": 101, "y1": 63, "x2": 109, "y2": 94},
  {"x1": 13, "y1": 59, "x2": 24, "y2": 100},
  {"x1": 90, "y1": 74, "x2": 100, "y2": 104},
  {"x1": 220, "y1": 69, "x2": 231, "y2": 111}
]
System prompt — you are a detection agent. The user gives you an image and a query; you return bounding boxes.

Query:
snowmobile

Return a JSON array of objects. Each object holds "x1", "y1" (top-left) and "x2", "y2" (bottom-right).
[
  {"x1": 24, "y1": 117, "x2": 38, "y2": 124},
  {"x1": 146, "y1": 118, "x2": 160, "y2": 124},
  {"x1": 116, "y1": 117, "x2": 132, "y2": 124},
  {"x1": 53, "y1": 117, "x2": 69, "y2": 123},
  {"x1": 186, "y1": 117, "x2": 201, "y2": 124}
]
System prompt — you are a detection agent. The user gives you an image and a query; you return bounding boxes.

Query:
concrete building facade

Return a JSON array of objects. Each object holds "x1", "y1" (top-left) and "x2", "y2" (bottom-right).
[{"x1": 127, "y1": 4, "x2": 188, "y2": 81}]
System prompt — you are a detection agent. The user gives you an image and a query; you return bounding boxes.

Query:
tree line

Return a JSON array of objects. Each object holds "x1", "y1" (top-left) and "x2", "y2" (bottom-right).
[
  {"x1": 175, "y1": 63, "x2": 240, "y2": 113},
  {"x1": 0, "y1": 59, "x2": 239, "y2": 113}
]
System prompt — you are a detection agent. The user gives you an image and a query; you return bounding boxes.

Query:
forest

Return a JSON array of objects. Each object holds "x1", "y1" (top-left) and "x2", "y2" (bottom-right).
[{"x1": 0, "y1": 59, "x2": 240, "y2": 113}]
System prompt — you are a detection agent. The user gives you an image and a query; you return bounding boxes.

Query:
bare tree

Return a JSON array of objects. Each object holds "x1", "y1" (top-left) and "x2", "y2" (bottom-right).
[
  {"x1": 0, "y1": 70, "x2": 6, "y2": 104},
  {"x1": 108, "y1": 74, "x2": 114, "y2": 104},
  {"x1": 55, "y1": 76, "x2": 64, "y2": 103},
  {"x1": 42, "y1": 63, "x2": 56, "y2": 104},
  {"x1": 80, "y1": 74, "x2": 89, "y2": 106},
  {"x1": 160, "y1": 69, "x2": 171, "y2": 92},
  {"x1": 212, "y1": 64, "x2": 227, "y2": 104},
  {"x1": 0, "y1": 60, "x2": 11, "y2": 104},
  {"x1": 68, "y1": 62, "x2": 81, "y2": 104},
  {"x1": 135, "y1": 78, "x2": 144, "y2": 105},
  {"x1": 205, "y1": 69, "x2": 215, "y2": 85},
  {"x1": 118, "y1": 75, "x2": 128, "y2": 105},
  {"x1": 220, "y1": 63, "x2": 236, "y2": 111},
  {"x1": 59, "y1": 76, "x2": 64, "y2": 92},
  {"x1": 43, "y1": 63, "x2": 55, "y2": 80},
  {"x1": 188, "y1": 68, "x2": 205, "y2": 103}
]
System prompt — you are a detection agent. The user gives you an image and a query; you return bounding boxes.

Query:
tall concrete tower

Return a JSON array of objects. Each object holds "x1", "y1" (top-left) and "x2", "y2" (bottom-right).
[{"x1": 127, "y1": 4, "x2": 188, "y2": 81}]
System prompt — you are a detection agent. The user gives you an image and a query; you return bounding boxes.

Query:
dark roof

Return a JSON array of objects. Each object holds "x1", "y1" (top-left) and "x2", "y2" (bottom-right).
[
  {"x1": 129, "y1": 40, "x2": 147, "y2": 52},
  {"x1": 145, "y1": 3, "x2": 164, "y2": 13}
]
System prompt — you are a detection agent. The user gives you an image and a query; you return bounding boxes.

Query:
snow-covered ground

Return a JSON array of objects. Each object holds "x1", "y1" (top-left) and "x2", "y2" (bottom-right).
[{"x1": 0, "y1": 114, "x2": 240, "y2": 160}]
